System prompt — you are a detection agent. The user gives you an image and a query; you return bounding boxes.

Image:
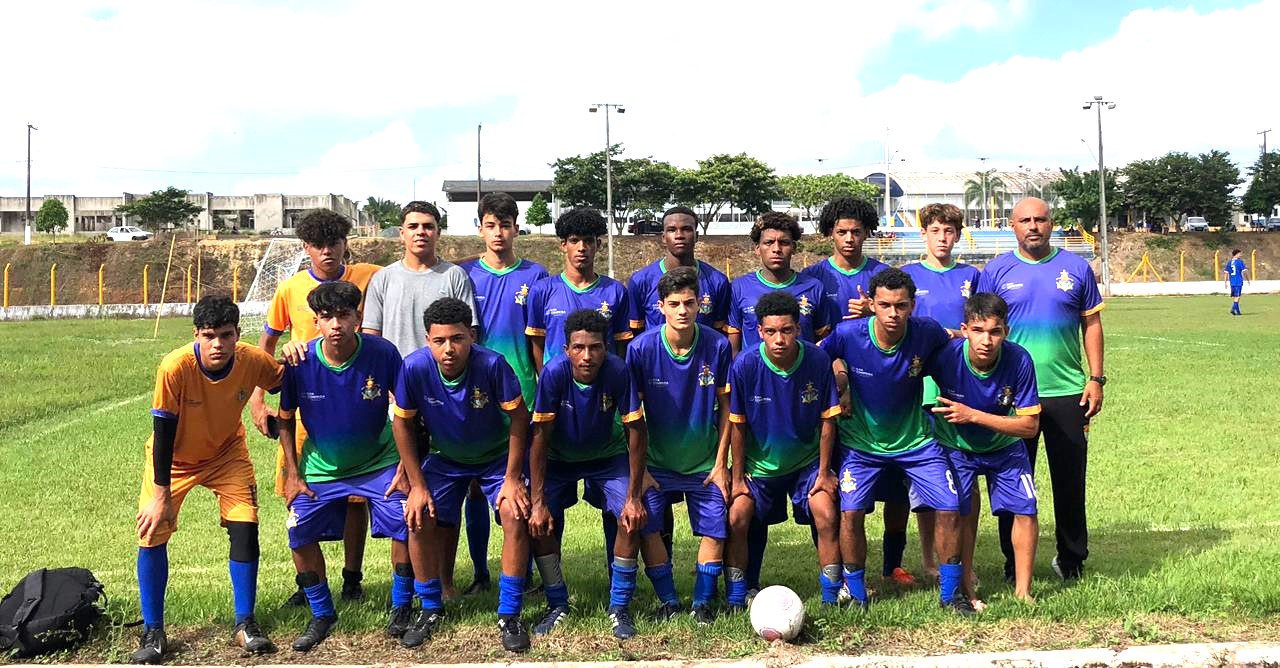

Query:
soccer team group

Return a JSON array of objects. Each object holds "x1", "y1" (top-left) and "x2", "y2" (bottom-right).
[{"x1": 128, "y1": 192, "x2": 1108, "y2": 661}]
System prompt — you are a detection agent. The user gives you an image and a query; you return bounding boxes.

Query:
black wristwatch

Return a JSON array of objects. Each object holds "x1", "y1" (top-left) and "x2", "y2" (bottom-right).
[{"x1": 1089, "y1": 375, "x2": 1107, "y2": 386}]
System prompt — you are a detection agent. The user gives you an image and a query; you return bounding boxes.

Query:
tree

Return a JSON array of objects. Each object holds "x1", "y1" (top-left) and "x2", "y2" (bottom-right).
[
  {"x1": 1124, "y1": 151, "x2": 1241, "y2": 229},
  {"x1": 34, "y1": 198, "x2": 69, "y2": 234},
  {"x1": 525, "y1": 193, "x2": 551, "y2": 232},
  {"x1": 1053, "y1": 167, "x2": 1122, "y2": 233},
  {"x1": 673, "y1": 153, "x2": 778, "y2": 234},
  {"x1": 963, "y1": 170, "x2": 1008, "y2": 223},
  {"x1": 778, "y1": 174, "x2": 879, "y2": 221},
  {"x1": 550, "y1": 145, "x2": 677, "y2": 233},
  {"x1": 1243, "y1": 151, "x2": 1280, "y2": 217},
  {"x1": 115, "y1": 187, "x2": 204, "y2": 231},
  {"x1": 549, "y1": 144, "x2": 618, "y2": 211},
  {"x1": 364, "y1": 196, "x2": 401, "y2": 228}
]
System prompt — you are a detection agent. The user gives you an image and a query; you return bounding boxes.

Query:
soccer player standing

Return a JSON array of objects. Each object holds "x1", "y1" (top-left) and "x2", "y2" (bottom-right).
[
  {"x1": 527, "y1": 310, "x2": 669, "y2": 640},
  {"x1": 1223, "y1": 249, "x2": 1249, "y2": 315},
  {"x1": 724, "y1": 292, "x2": 843, "y2": 609},
  {"x1": 132, "y1": 296, "x2": 283, "y2": 663},
  {"x1": 978, "y1": 197, "x2": 1104, "y2": 582},
  {"x1": 801, "y1": 197, "x2": 888, "y2": 323},
  {"x1": 275, "y1": 281, "x2": 410, "y2": 651},
  {"x1": 249, "y1": 208, "x2": 382, "y2": 605},
  {"x1": 726, "y1": 211, "x2": 829, "y2": 356},
  {"x1": 626, "y1": 206, "x2": 731, "y2": 332},
  {"x1": 626, "y1": 267, "x2": 734, "y2": 623},
  {"x1": 817, "y1": 269, "x2": 973, "y2": 613},
  {"x1": 391, "y1": 298, "x2": 536, "y2": 651},
  {"x1": 525, "y1": 208, "x2": 633, "y2": 371},
  {"x1": 930, "y1": 293, "x2": 1041, "y2": 605}
]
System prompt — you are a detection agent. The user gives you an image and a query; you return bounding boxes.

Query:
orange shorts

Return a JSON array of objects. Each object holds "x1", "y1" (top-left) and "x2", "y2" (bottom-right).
[
  {"x1": 138, "y1": 442, "x2": 258, "y2": 547},
  {"x1": 273, "y1": 421, "x2": 367, "y2": 505}
]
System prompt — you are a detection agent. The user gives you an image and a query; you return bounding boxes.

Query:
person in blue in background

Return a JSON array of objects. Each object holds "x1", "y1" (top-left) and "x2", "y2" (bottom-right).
[{"x1": 1224, "y1": 249, "x2": 1249, "y2": 316}]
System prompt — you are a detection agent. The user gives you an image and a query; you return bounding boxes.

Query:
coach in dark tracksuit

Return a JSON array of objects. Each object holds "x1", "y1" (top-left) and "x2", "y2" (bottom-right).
[{"x1": 976, "y1": 198, "x2": 1106, "y2": 580}]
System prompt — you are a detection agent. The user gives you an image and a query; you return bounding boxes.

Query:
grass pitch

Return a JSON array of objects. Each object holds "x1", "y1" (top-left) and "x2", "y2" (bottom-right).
[{"x1": 1, "y1": 295, "x2": 1279, "y2": 663}]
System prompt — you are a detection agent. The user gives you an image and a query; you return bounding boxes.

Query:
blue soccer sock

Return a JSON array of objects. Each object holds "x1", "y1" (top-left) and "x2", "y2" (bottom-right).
[
  {"x1": 535, "y1": 553, "x2": 570, "y2": 609},
  {"x1": 939, "y1": 562, "x2": 963, "y2": 605},
  {"x1": 137, "y1": 545, "x2": 169, "y2": 629},
  {"x1": 725, "y1": 566, "x2": 748, "y2": 607},
  {"x1": 692, "y1": 561, "x2": 722, "y2": 607},
  {"x1": 843, "y1": 566, "x2": 868, "y2": 605},
  {"x1": 391, "y1": 563, "x2": 414, "y2": 609},
  {"x1": 820, "y1": 564, "x2": 843, "y2": 604},
  {"x1": 463, "y1": 493, "x2": 491, "y2": 582},
  {"x1": 496, "y1": 573, "x2": 526, "y2": 616},
  {"x1": 645, "y1": 562, "x2": 679, "y2": 607},
  {"x1": 882, "y1": 530, "x2": 907, "y2": 576},
  {"x1": 414, "y1": 578, "x2": 444, "y2": 613},
  {"x1": 299, "y1": 574, "x2": 336, "y2": 620},
  {"x1": 746, "y1": 519, "x2": 767, "y2": 590},
  {"x1": 228, "y1": 559, "x2": 258, "y2": 625},
  {"x1": 609, "y1": 557, "x2": 638, "y2": 609}
]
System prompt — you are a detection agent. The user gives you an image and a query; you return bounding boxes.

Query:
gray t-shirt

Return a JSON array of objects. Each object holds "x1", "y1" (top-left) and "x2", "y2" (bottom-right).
[{"x1": 363, "y1": 259, "x2": 478, "y2": 357}]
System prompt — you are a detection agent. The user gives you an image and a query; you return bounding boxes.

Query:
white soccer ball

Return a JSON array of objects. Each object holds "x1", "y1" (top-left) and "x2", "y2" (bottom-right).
[{"x1": 749, "y1": 585, "x2": 805, "y2": 642}]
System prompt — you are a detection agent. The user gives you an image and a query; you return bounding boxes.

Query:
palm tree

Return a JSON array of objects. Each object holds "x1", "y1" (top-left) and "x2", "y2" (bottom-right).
[
  {"x1": 364, "y1": 197, "x2": 402, "y2": 229},
  {"x1": 963, "y1": 170, "x2": 1008, "y2": 225}
]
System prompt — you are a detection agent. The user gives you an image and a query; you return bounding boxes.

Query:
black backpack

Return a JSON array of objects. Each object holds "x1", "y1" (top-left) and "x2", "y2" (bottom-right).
[{"x1": 0, "y1": 568, "x2": 105, "y2": 657}]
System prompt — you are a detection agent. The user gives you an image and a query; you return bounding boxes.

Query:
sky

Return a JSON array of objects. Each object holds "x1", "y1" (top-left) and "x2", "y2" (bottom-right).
[{"x1": 0, "y1": 0, "x2": 1275, "y2": 231}]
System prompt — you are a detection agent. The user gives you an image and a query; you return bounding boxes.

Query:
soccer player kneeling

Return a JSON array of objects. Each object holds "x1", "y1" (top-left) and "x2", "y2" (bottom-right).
[
  {"x1": 724, "y1": 292, "x2": 843, "y2": 610},
  {"x1": 275, "y1": 281, "x2": 410, "y2": 651},
  {"x1": 391, "y1": 298, "x2": 535, "y2": 651},
  {"x1": 930, "y1": 293, "x2": 1041, "y2": 606},
  {"x1": 132, "y1": 297, "x2": 284, "y2": 663}
]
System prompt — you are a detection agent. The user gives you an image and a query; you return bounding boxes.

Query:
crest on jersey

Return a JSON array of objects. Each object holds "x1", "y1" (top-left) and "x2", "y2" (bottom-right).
[
  {"x1": 515, "y1": 283, "x2": 530, "y2": 305},
  {"x1": 700, "y1": 293, "x2": 713, "y2": 315},
  {"x1": 960, "y1": 279, "x2": 972, "y2": 299},
  {"x1": 600, "y1": 392, "x2": 614, "y2": 412},
  {"x1": 698, "y1": 363, "x2": 715, "y2": 387},
  {"x1": 1055, "y1": 270, "x2": 1074, "y2": 292},
  {"x1": 998, "y1": 385, "x2": 1015, "y2": 409},
  {"x1": 800, "y1": 381, "x2": 819, "y2": 404},
  {"x1": 597, "y1": 301, "x2": 613, "y2": 319},
  {"x1": 840, "y1": 469, "x2": 857, "y2": 493},
  {"x1": 470, "y1": 387, "x2": 490, "y2": 409},
  {"x1": 236, "y1": 388, "x2": 248, "y2": 403},
  {"x1": 798, "y1": 295, "x2": 813, "y2": 316},
  {"x1": 362, "y1": 375, "x2": 382, "y2": 400},
  {"x1": 908, "y1": 355, "x2": 923, "y2": 378}
]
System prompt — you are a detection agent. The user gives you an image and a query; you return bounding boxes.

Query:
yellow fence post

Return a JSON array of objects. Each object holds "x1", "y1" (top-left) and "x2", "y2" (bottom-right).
[
  {"x1": 143, "y1": 264, "x2": 149, "y2": 305},
  {"x1": 1179, "y1": 251, "x2": 1185, "y2": 282},
  {"x1": 1252, "y1": 249, "x2": 1258, "y2": 276},
  {"x1": 725, "y1": 259, "x2": 730, "y2": 278},
  {"x1": 99, "y1": 264, "x2": 105, "y2": 305},
  {"x1": 1213, "y1": 251, "x2": 1220, "y2": 280},
  {"x1": 196, "y1": 250, "x2": 202, "y2": 300},
  {"x1": 233, "y1": 265, "x2": 239, "y2": 302},
  {"x1": 185, "y1": 265, "x2": 192, "y2": 304},
  {"x1": 50, "y1": 264, "x2": 57, "y2": 306},
  {"x1": 2, "y1": 263, "x2": 9, "y2": 308}
]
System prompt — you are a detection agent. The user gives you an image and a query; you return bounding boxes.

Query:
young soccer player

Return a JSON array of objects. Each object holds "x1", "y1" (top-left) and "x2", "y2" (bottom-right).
[
  {"x1": 275, "y1": 281, "x2": 410, "y2": 651},
  {"x1": 527, "y1": 310, "x2": 669, "y2": 640},
  {"x1": 817, "y1": 269, "x2": 973, "y2": 614},
  {"x1": 724, "y1": 292, "x2": 843, "y2": 609},
  {"x1": 131, "y1": 296, "x2": 284, "y2": 663},
  {"x1": 930, "y1": 293, "x2": 1041, "y2": 605},
  {"x1": 526, "y1": 208, "x2": 633, "y2": 371},
  {"x1": 626, "y1": 206, "x2": 731, "y2": 332},
  {"x1": 900, "y1": 202, "x2": 981, "y2": 581},
  {"x1": 801, "y1": 197, "x2": 889, "y2": 323},
  {"x1": 626, "y1": 267, "x2": 733, "y2": 623},
  {"x1": 726, "y1": 211, "x2": 830, "y2": 356},
  {"x1": 1224, "y1": 249, "x2": 1249, "y2": 315},
  {"x1": 390, "y1": 298, "x2": 535, "y2": 651},
  {"x1": 249, "y1": 208, "x2": 382, "y2": 605}
]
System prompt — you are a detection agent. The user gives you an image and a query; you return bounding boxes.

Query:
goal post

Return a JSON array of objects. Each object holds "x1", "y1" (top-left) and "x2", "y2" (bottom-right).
[{"x1": 237, "y1": 238, "x2": 307, "y2": 338}]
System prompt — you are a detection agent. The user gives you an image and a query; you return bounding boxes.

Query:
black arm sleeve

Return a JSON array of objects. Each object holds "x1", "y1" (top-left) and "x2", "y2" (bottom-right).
[{"x1": 152, "y1": 414, "x2": 178, "y2": 487}]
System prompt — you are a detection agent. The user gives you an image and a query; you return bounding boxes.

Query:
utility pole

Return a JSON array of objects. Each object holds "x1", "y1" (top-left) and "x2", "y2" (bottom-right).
[
  {"x1": 1260, "y1": 129, "x2": 1271, "y2": 157},
  {"x1": 476, "y1": 124, "x2": 482, "y2": 210},
  {"x1": 26, "y1": 124, "x2": 38, "y2": 246},
  {"x1": 978, "y1": 157, "x2": 989, "y2": 227},
  {"x1": 589, "y1": 103, "x2": 625, "y2": 277},
  {"x1": 1084, "y1": 96, "x2": 1116, "y2": 296}
]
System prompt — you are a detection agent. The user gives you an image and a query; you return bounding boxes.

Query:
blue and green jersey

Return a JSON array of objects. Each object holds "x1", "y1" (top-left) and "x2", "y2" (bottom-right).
[{"x1": 460, "y1": 257, "x2": 549, "y2": 403}]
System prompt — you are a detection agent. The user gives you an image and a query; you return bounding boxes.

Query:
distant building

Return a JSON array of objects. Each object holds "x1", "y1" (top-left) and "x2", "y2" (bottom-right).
[{"x1": 0, "y1": 192, "x2": 358, "y2": 234}]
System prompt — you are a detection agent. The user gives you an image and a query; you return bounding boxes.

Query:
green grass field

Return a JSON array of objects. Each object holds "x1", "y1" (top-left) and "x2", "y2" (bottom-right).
[{"x1": 2, "y1": 295, "x2": 1279, "y2": 663}]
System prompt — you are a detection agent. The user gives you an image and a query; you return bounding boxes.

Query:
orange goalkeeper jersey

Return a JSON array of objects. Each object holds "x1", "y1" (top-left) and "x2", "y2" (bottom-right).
[{"x1": 264, "y1": 263, "x2": 381, "y2": 343}]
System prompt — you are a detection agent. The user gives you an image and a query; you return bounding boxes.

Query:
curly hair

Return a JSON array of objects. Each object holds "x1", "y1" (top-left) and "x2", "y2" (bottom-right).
[
  {"x1": 564, "y1": 308, "x2": 610, "y2": 341},
  {"x1": 422, "y1": 297, "x2": 474, "y2": 331},
  {"x1": 753, "y1": 291, "x2": 800, "y2": 324},
  {"x1": 818, "y1": 197, "x2": 878, "y2": 237},
  {"x1": 555, "y1": 208, "x2": 607, "y2": 240},
  {"x1": 868, "y1": 267, "x2": 917, "y2": 300},
  {"x1": 295, "y1": 209, "x2": 352, "y2": 247},
  {"x1": 750, "y1": 211, "x2": 801, "y2": 244}
]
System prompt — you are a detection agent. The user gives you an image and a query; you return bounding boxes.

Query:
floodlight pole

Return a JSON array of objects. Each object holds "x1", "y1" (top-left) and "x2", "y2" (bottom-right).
[
  {"x1": 1085, "y1": 96, "x2": 1114, "y2": 296},
  {"x1": 884, "y1": 128, "x2": 891, "y2": 227},
  {"x1": 590, "y1": 103, "x2": 624, "y2": 277},
  {"x1": 476, "y1": 124, "x2": 482, "y2": 209},
  {"x1": 25, "y1": 124, "x2": 37, "y2": 245}
]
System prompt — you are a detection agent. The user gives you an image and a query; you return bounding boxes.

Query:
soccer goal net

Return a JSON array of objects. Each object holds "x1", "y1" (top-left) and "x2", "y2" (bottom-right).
[{"x1": 238, "y1": 238, "x2": 308, "y2": 338}]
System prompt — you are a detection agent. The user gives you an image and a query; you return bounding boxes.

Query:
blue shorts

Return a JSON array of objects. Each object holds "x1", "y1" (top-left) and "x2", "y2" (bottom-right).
[
  {"x1": 945, "y1": 444, "x2": 1038, "y2": 517},
  {"x1": 1231, "y1": 283, "x2": 1243, "y2": 297},
  {"x1": 422, "y1": 454, "x2": 514, "y2": 526},
  {"x1": 745, "y1": 459, "x2": 823, "y2": 526},
  {"x1": 649, "y1": 467, "x2": 728, "y2": 539},
  {"x1": 836, "y1": 442, "x2": 960, "y2": 513},
  {"x1": 287, "y1": 464, "x2": 407, "y2": 549},
  {"x1": 545, "y1": 454, "x2": 663, "y2": 535}
]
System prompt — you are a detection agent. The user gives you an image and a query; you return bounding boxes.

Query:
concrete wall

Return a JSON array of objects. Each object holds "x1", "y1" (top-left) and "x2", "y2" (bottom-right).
[
  {"x1": 1109, "y1": 280, "x2": 1280, "y2": 296},
  {"x1": 0, "y1": 193, "x2": 359, "y2": 234}
]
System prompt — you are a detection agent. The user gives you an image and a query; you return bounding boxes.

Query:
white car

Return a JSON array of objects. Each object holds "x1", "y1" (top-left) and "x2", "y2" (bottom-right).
[
  {"x1": 106, "y1": 225, "x2": 153, "y2": 241},
  {"x1": 1184, "y1": 216, "x2": 1209, "y2": 232}
]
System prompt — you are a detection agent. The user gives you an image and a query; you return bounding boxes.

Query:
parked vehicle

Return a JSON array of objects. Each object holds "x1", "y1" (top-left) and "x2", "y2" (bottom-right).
[
  {"x1": 627, "y1": 220, "x2": 662, "y2": 235},
  {"x1": 106, "y1": 226, "x2": 153, "y2": 241},
  {"x1": 1184, "y1": 216, "x2": 1209, "y2": 232},
  {"x1": 1265, "y1": 217, "x2": 1280, "y2": 232}
]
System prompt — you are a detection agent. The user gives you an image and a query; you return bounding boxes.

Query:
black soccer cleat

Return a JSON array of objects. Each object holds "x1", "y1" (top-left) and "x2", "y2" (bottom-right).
[
  {"x1": 291, "y1": 615, "x2": 336, "y2": 652},
  {"x1": 129, "y1": 627, "x2": 167, "y2": 664},
  {"x1": 233, "y1": 616, "x2": 277, "y2": 655},
  {"x1": 691, "y1": 604, "x2": 715, "y2": 625},
  {"x1": 1051, "y1": 556, "x2": 1083, "y2": 581},
  {"x1": 462, "y1": 577, "x2": 492, "y2": 597},
  {"x1": 655, "y1": 601, "x2": 683, "y2": 621},
  {"x1": 609, "y1": 605, "x2": 637, "y2": 640},
  {"x1": 941, "y1": 595, "x2": 978, "y2": 616},
  {"x1": 532, "y1": 604, "x2": 570, "y2": 636},
  {"x1": 340, "y1": 568, "x2": 364, "y2": 601},
  {"x1": 387, "y1": 605, "x2": 413, "y2": 638},
  {"x1": 400, "y1": 609, "x2": 443, "y2": 648},
  {"x1": 498, "y1": 615, "x2": 531, "y2": 652},
  {"x1": 283, "y1": 585, "x2": 307, "y2": 608}
]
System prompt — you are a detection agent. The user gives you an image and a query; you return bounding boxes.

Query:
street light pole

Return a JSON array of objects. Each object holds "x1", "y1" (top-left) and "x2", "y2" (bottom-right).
[
  {"x1": 25, "y1": 123, "x2": 38, "y2": 246},
  {"x1": 476, "y1": 124, "x2": 482, "y2": 210},
  {"x1": 978, "y1": 157, "x2": 988, "y2": 227},
  {"x1": 1260, "y1": 129, "x2": 1271, "y2": 157},
  {"x1": 589, "y1": 103, "x2": 625, "y2": 277},
  {"x1": 1084, "y1": 96, "x2": 1115, "y2": 296}
]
